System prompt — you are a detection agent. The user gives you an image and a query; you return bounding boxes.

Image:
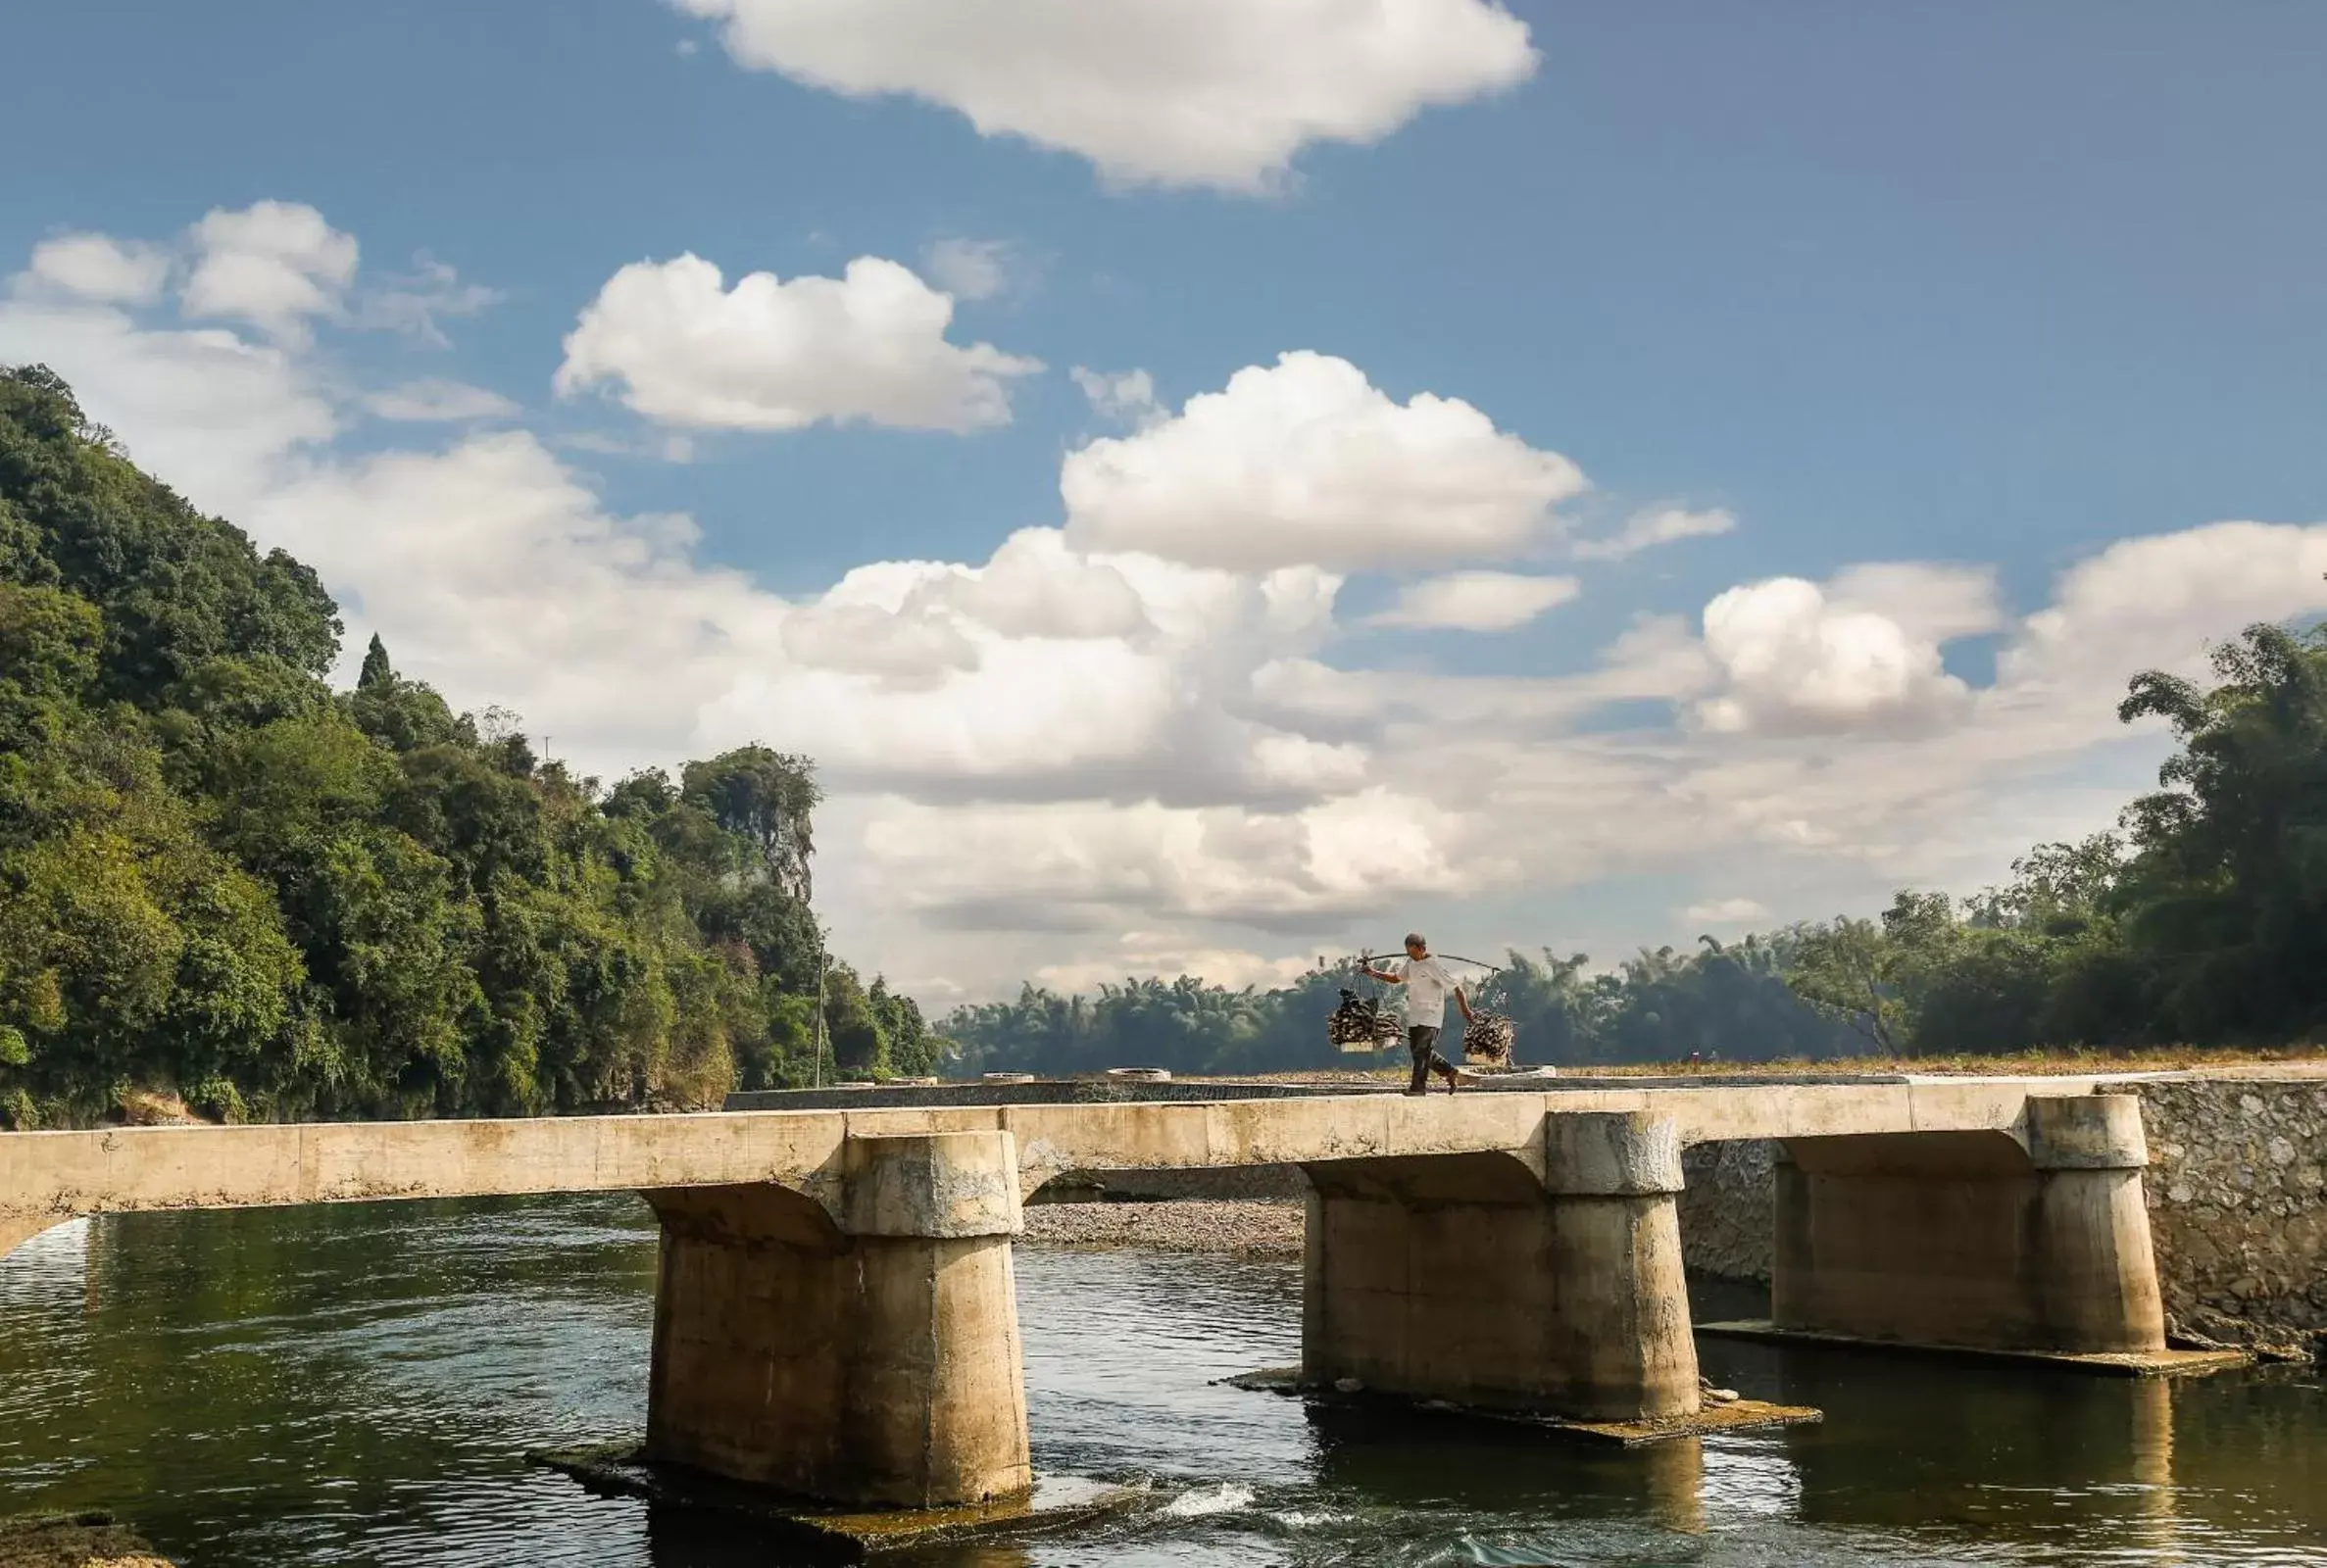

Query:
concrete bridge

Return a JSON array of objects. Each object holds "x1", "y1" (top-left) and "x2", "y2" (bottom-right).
[{"x1": 0, "y1": 1078, "x2": 2184, "y2": 1511}]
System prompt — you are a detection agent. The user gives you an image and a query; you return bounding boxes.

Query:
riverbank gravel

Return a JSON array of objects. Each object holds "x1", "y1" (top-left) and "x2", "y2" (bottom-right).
[{"x1": 1020, "y1": 1200, "x2": 1302, "y2": 1258}]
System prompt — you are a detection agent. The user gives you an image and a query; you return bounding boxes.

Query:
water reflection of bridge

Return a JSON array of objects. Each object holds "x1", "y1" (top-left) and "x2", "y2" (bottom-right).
[{"x1": 0, "y1": 1078, "x2": 2238, "y2": 1510}]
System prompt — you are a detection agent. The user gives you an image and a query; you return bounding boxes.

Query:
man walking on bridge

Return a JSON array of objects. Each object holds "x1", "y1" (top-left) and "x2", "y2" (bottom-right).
[{"x1": 1364, "y1": 934, "x2": 1473, "y2": 1096}]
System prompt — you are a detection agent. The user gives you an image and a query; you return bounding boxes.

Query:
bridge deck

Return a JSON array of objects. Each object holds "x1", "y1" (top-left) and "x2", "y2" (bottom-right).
[{"x1": 0, "y1": 1075, "x2": 2151, "y2": 1239}]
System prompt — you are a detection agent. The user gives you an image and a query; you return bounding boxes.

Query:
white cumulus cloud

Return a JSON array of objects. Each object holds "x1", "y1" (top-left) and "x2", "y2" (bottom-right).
[
  {"x1": 1037, "y1": 937, "x2": 1313, "y2": 994},
  {"x1": 1695, "y1": 572, "x2": 1974, "y2": 736},
  {"x1": 2003, "y1": 521, "x2": 2327, "y2": 699},
  {"x1": 1061, "y1": 351, "x2": 1585, "y2": 571},
  {"x1": 916, "y1": 527, "x2": 1152, "y2": 641},
  {"x1": 1824, "y1": 561, "x2": 2004, "y2": 646},
  {"x1": 554, "y1": 253, "x2": 1043, "y2": 432},
  {"x1": 1370, "y1": 570, "x2": 1580, "y2": 631},
  {"x1": 20, "y1": 233, "x2": 173, "y2": 305},
  {"x1": 674, "y1": 0, "x2": 1538, "y2": 192},
  {"x1": 1574, "y1": 506, "x2": 1736, "y2": 562},
  {"x1": 779, "y1": 596, "x2": 982, "y2": 689},
  {"x1": 862, "y1": 786, "x2": 1472, "y2": 931},
  {"x1": 181, "y1": 201, "x2": 359, "y2": 345}
]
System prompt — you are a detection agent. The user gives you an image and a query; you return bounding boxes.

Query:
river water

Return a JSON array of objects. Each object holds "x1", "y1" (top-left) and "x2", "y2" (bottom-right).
[{"x1": 1, "y1": 1195, "x2": 2321, "y2": 1566}]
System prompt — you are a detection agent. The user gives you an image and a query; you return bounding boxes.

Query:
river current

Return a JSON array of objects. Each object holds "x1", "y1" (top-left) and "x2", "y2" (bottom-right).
[{"x1": 2, "y1": 1194, "x2": 2321, "y2": 1566}]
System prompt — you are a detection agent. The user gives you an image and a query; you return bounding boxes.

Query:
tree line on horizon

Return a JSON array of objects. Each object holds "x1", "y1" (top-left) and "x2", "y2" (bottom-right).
[{"x1": 0, "y1": 365, "x2": 932, "y2": 1131}]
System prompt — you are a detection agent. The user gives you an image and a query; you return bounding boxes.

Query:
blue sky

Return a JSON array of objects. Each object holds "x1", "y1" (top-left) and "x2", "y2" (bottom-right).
[{"x1": 4, "y1": 1, "x2": 2324, "y2": 1002}]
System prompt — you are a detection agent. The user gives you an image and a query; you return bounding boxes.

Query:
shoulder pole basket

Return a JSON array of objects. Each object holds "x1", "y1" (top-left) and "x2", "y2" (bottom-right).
[{"x1": 1461, "y1": 1011, "x2": 1515, "y2": 1067}]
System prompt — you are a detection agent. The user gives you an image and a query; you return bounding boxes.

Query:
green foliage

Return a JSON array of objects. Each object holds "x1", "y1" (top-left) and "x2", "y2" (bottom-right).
[
  {"x1": 0, "y1": 366, "x2": 340, "y2": 699},
  {"x1": 0, "y1": 364, "x2": 866, "y2": 1128},
  {"x1": 357, "y1": 632, "x2": 394, "y2": 691},
  {"x1": 2108, "y1": 622, "x2": 2327, "y2": 1040},
  {"x1": 1780, "y1": 623, "x2": 2327, "y2": 1055},
  {"x1": 681, "y1": 745, "x2": 818, "y2": 901}
]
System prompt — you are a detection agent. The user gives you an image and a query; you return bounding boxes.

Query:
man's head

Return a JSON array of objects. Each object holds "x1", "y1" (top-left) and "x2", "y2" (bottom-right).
[{"x1": 1404, "y1": 932, "x2": 1427, "y2": 957}]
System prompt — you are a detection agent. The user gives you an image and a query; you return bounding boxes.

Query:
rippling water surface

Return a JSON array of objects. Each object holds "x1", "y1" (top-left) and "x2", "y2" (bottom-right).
[{"x1": 2, "y1": 1196, "x2": 2322, "y2": 1566}]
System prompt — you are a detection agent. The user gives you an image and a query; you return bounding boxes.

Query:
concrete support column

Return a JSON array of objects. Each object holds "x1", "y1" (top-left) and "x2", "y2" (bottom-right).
[
  {"x1": 1301, "y1": 1111, "x2": 1700, "y2": 1423},
  {"x1": 642, "y1": 1130, "x2": 1031, "y2": 1509},
  {"x1": 1773, "y1": 1094, "x2": 2166, "y2": 1354}
]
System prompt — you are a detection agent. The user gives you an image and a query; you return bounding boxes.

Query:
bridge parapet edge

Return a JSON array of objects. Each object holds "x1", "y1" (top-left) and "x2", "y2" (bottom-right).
[{"x1": 0, "y1": 1076, "x2": 2144, "y2": 1256}]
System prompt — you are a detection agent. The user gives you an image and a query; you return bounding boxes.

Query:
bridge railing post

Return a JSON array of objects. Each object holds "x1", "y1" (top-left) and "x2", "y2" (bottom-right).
[{"x1": 641, "y1": 1129, "x2": 1030, "y2": 1509}]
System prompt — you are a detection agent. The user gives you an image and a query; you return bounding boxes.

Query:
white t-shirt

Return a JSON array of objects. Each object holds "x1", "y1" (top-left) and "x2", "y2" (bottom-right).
[{"x1": 1399, "y1": 956, "x2": 1461, "y2": 1029}]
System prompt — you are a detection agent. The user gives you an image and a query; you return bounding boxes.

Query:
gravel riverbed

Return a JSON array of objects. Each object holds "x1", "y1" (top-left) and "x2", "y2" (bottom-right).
[{"x1": 1019, "y1": 1200, "x2": 1303, "y2": 1258}]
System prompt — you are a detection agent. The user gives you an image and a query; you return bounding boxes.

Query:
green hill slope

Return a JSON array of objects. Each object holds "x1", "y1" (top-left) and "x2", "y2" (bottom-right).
[{"x1": 0, "y1": 365, "x2": 926, "y2": 1129}]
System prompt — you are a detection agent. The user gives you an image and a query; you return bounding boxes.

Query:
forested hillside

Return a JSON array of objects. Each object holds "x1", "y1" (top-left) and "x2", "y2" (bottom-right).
[
  {"x1": 0, "y1": 365, "x2": 929, "y2": 1130},
  {"x1": 943, "y1": 620, "x2": 2327, "y2": 1074}
]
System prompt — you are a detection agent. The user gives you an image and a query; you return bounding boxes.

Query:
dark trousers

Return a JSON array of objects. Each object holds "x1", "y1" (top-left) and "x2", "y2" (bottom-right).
[{"x1": 1407, "y1": 1025, "x2": 1455, "y2": 1093}]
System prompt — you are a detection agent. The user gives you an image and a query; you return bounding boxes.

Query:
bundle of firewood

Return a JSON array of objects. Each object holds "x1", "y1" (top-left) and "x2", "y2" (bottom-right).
[
  {"x1": 1327, "y1": 989, "x2": 1405, "y2": 1052},
  {"x1": 1461, "y1": 1010, "x2": 1515, "y2": 1066}
]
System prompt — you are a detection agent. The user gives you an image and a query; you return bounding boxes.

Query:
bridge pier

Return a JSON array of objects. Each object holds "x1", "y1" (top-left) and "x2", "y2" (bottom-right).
[
  {"x1": 1771, "y1": 1094, "x2": 2167, "y2": 1354},
  {"x1": 1301, "y1": 1111, "x2": 1700, "y2": 1423},
  {"x1": 640, "y1": 1130, "x2": 1031, "y2": 1509}
]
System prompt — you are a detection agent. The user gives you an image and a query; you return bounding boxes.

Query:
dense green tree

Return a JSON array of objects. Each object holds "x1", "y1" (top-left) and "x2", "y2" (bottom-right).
[
  {"x1": 2109, "y1": 622, "x2": 2327, "y2": 1040},
  {"x1": 0, "y1": 364, "x2": 844, "y2": 1128},
  {"x1": 357, "y1": 633, "x2": 394, "y2": 691}
]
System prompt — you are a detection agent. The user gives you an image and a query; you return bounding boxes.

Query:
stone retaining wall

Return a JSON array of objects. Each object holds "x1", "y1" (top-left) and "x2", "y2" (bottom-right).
[
  {"x1": 1677, "y1": 1139, "x2": 1776, "y2": 1284},
  {"x1": 2126, "y1": 1077, "x2": 2327, "y2": 1342},
  {"x1": 1673, "y1": 1076, "x2": 2327, "y2": 1348}
]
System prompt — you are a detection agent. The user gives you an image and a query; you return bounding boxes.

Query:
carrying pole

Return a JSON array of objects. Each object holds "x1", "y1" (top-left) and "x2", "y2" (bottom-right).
[{"x1": 1340, "y1": 949, "x2": 1505, "y2": 973}]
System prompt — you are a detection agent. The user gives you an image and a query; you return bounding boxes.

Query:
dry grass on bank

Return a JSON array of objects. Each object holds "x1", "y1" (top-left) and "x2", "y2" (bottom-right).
[
  {"x1": 1201, "y1": 1045, "x2": 2325, "y2": 1085},
  {"x1": 1563, "y1": 1045, "x2": 2325, "y2": 1077}
]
